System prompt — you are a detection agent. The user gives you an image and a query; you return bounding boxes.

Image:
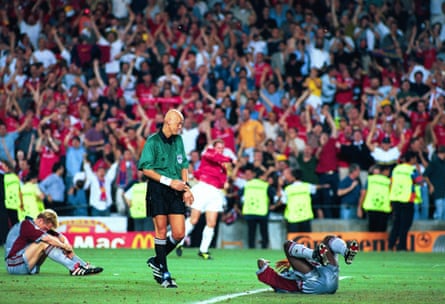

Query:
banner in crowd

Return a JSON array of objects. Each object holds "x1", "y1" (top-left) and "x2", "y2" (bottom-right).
[
  {"x1": 140, "y1": 97, "x2": 182, "y2": 105},
  {"x1": 287, "y1": 231, "x2": 445, "y2": 253}
]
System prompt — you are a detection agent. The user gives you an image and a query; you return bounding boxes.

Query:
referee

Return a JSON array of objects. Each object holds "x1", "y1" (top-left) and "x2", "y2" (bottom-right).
[{"x1": 138, "y1": 109, "x2": 194, "y2": 288}]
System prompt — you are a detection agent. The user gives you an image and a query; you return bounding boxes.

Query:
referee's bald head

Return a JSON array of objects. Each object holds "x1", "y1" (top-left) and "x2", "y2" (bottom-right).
[
  {"x1": 165, "y1": 109, "x2": 184, "y2": 123},
  {"x1": 163, "y1": 109, "x2": 184, "y2": 136}
]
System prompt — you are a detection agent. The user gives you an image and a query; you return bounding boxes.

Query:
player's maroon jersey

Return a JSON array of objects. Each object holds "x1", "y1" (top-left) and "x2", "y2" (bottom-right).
[{"x1": 6, "y1": 219, "x2": 58, "y2": 258}]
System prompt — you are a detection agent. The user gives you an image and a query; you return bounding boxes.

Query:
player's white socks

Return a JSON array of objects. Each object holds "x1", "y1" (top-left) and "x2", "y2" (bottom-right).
[
  {"x1": 327, "y1": 237, "x2": 347, "y2": 256},
  {"x1": 199, "y1": 226, "x2": 214, "y2": 253},
  {"x1": 45, "y1": 245, "x2": 77, "y2": 270},
  {"x1": 185, "y1": 217, "x2": 195, "y2": 237},
  {"x1": 177, "y1": 218, "x2": 195, "y2": 247},
  {"x1": 288, "y1": 243, "x2": 314, "y2": 260},
  {"x1": 71, "y1": 255, "x2": 87, "y2": 266}
]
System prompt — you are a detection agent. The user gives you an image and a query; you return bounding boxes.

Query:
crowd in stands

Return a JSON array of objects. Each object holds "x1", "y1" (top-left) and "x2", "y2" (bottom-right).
[{"x1": 1, "y1": 0, "x2": 445, "y2": 223}]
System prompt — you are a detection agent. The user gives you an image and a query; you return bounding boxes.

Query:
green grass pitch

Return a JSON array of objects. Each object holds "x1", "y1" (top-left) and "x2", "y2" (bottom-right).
[{"x1": 1, "y1": 247, "x2": 444, "y2": 304}]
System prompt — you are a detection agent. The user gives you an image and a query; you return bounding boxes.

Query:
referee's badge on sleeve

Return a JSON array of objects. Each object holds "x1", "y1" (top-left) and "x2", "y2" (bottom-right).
[{"x1": 177, "y1": 155, "x2": 183, "y2": 164}]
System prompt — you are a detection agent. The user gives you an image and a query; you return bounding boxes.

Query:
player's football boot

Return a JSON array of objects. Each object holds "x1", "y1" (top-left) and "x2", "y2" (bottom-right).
[
  {"x1": 84, "y1": 262, "x2": 104, "y2": 273},
  {"x1": 345, "y1": 240, "x2": 359, "y2": 265},
  {"x1": 312, "y1": 243, "x2": 329, "y2": 266},
  {"x1": 147, "y1": 257, "x2": 163, "y2": 284},
  {"x1": 70, "y1": 262, "x2": 103, "y2": 276},
  {"x1": 160, "y1": 271, "x2": 177, "y2": 288},
  {"x1": 198, "y1": 251, "x2": 212, "y2": 260},
  {"x1": 176, "y1": 245, "x2": 183, "y2": 257}
]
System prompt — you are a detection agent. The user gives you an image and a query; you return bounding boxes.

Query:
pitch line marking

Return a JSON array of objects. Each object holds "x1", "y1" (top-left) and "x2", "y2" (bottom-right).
[
  {"x1": 192, "y1": 288, "x2": 270, "y2": 304},
  {"x1": 193, "y1": 276, "x2": 351, "y2": 303}
]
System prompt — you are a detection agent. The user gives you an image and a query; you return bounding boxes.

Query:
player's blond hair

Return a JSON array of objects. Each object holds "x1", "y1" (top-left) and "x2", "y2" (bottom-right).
[{"x1": 37, "y1": 209, "x2": 59, "y2": 229}]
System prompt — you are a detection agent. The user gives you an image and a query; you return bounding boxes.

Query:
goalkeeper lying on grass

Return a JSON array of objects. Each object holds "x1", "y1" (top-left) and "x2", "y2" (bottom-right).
[
  {"x1": 256, "y1": 235, "x2": 358, "y2": 294},
  {"x1": 5, "y1": 209, "x2": 103, "y2": 276}
]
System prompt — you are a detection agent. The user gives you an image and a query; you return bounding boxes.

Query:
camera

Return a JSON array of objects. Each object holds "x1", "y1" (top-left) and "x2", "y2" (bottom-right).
[
  {"x1": 177, "y1": 24, "x2": 184, "y2": 32},
  {"x1": 75, "y1": 180, "x2": 85, "y2": 188}
]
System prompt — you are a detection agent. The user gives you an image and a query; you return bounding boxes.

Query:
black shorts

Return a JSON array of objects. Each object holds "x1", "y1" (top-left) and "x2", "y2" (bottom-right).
[{"x1": 146, "y1": 179, "x2": 186, "y2": 217}]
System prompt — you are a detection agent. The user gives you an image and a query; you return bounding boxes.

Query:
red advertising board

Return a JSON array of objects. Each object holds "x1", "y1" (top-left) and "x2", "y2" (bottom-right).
[
  {"x1": 63, "y1": 232, "x2": 156, "y2": 249},
  {"x1": 287, "y1": 231, "x2": 445, "y2": 252},
  {"x1": 62, "y1": 231, "x2": 445, "y2": 252}
]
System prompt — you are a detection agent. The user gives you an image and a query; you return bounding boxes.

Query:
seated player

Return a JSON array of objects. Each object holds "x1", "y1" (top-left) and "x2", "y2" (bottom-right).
[
  {"x1": 256, "y1": 235, "x2": 358, "y2": 294},
  {"x1": 5, "y1": 209, "x2": 103, "y2": 276}
]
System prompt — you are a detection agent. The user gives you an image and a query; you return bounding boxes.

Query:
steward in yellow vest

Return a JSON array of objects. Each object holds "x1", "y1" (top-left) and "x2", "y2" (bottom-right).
[
  {"x1": 240, "y1": 165, "x2": 270, "y2": 249},
  {"x1": 388, "y1": 152, "x2": 423, "y2": 251},
  {"x1": 358, "y1": 165, "x2": 391, "y2": 232},
  {"x1": 4, "y1": 173, "x2": 22, "y2": 211},
  {"x1": 123, "y1": 173, "x2": 153, "y2": 231},
  {"x1": 242, "y1": 178, "x2": 269, "y2": 216},
  {"x1": 282, "y1": 167, "x2": 327, "y2": 233},
  {"x1": 18, "y1": 172, "x2": 45, "y2": 221},
  {"x1": 390, "y1": 163, "x2": 417, "y2": 203},
  {"x1": 126, "y1": 182, "x2": 147, "y2": 219},
  {"x1": 2, "y1": 161, "x2": 24, "y2": 227}
]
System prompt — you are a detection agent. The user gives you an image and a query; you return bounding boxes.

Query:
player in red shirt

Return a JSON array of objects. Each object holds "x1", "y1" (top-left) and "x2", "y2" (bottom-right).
[
  {"x1": 5, "y1": 209, "x2": 103, "y2": 276},
  {"x1": 175, "y1": 139, "x2": 233, "y2": 259}
]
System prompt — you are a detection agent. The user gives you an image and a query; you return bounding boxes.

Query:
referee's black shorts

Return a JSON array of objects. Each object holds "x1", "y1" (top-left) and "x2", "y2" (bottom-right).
[{"x1": 146, "y1": 179, "x2": 186, "y2": 217}]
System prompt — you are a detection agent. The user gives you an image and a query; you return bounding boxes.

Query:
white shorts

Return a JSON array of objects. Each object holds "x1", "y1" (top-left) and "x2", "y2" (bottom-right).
[{"x1": 190, "y1": 181, "x2": 226, "y2": 213}]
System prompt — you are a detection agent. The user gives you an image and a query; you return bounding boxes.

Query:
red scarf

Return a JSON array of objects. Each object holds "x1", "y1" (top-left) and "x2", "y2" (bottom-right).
[
  {"x1": 99, "y1": 178, "x2": 106, "y2": 201},
  {"x1": 116, "y1": 160, "x2": 137, "y2": 187}
]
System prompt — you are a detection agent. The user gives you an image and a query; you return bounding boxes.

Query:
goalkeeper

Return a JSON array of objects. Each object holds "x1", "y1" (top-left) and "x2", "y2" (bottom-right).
[{"x1": 256, "y1": 235, "x2": 358, "y2": 294}]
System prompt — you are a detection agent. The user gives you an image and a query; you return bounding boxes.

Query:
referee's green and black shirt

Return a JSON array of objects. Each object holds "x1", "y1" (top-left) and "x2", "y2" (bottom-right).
[{"x1": 138, "y1": 131, "x2": 189, "y2": 180}]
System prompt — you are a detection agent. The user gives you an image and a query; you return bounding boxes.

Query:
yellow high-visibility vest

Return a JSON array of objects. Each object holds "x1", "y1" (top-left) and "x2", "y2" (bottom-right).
[
  {"x1": 18, "y1": 182, "x2": 44, "y2": 221},
  {"x1": 363, "y1": 174, "x2": 391, "y2": 213},
  {"x1": 129, "y1": 182, "x2": 147, "y2": 219},
  {"x1": 242, "y1": 179, "x2": 269, "y2": 216},
  {"x1": 4, "y1": 173, "x2": 21, "y2": 210},
  {"x1": 389, "y1": 163, "x2": 415, "y2": 203},
  {"x1": 284, "y1": 182, "x2": 314, "y2": 223}
]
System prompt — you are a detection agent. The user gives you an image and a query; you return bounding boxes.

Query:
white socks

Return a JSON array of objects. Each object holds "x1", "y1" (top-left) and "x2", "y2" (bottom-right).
[
  {"x1": 327, "y1": 237, "x2": 347, "y2": 256},
  {"x1": 177, "y1": 218, "x2": 195, "y2": 247},
  {"x1": 45, "y1": 246, "x2": 77, "y2": 271},
  {"x1": 176, "y1": 219, "x2": 215, "y2": 253},
  {"x1": 288, "y1": 243, "x2": 314, "y2": 259},
  {"x1": 199, "y1": 226, "x2": 214, "y2": 253}
]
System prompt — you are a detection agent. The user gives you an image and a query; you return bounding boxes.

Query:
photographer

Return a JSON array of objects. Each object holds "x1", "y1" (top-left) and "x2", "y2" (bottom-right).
[{"x1": 67, "y1": 172, "x2": 89, "y2": 216}]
